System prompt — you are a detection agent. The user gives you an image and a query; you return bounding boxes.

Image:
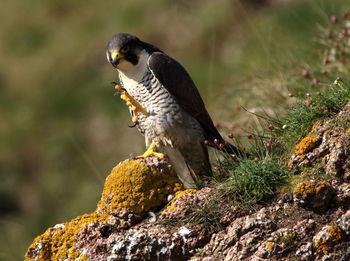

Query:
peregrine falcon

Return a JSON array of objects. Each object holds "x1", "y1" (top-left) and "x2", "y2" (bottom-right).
[{"x1": 106, "y1": 33, "x2": 240, "y2": 188}]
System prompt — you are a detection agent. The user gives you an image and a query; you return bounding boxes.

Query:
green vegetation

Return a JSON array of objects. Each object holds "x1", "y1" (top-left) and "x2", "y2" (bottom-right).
[
  {"x1": 1, "y1": 0, "x2": 350, "y2": 259},
  {"x1": 220, "y1": 155, "x2": 289, "y2": 203},
  {"x1": 281, "y1": 79, "x2": 350, "y2": 146},
  {"x1": 209, "y1": 3, "x2": 350, "y2": 212}
]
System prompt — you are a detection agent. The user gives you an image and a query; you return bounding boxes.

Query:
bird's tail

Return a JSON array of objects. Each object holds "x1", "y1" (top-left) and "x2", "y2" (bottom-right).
[
  {"x1": 161, "y1": 147, "x2": 199, "y2": 188},
  {"x1": 160, "y1": 144, "x2": 211, "y2": 189}
]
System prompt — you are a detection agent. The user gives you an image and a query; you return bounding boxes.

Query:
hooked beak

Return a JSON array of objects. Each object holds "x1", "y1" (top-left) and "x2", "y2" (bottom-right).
[{"x1": 110, "y1": 51, "x2": 124, "y2": 67}]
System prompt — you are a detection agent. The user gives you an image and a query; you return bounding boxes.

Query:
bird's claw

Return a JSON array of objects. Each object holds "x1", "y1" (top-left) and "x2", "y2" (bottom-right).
[
  {"x1": 128, "y1": 122, "x2": 138, "y2": 128},
  {"x1": 135, "y1": 142, "x2": 165, "y2": 159},
  {"x1": 114, "y1": 84, "x2": 149, "y2": 123},
  {"x1": 112, "y1": 82, "x2": 126, "y2": 96}
]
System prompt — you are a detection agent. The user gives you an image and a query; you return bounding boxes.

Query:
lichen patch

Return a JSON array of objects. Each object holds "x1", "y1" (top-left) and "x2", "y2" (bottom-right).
[
  {"x1": 25, "y1": 212, "x2": 109, "y2": 261},
  {"x1": 97, "y1": 159, "x2": 183, "y2": 214}
]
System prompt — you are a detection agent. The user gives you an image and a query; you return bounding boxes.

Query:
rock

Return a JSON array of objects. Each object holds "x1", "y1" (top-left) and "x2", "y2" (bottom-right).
[
  {"x1": 290, "y1": 105, "x2": 350, "y2": 180},
  {"x1": 295, "y1": 242, "x2": 314, "y2": 261},
  {"x1": 313, "y1": 225, "x2": 343, "y2": 256},
  {"x1": 336, "y1": 209, "x2": 350, "y2": 235},
  {"x1": 25, "y1": 105, "x2": 350, "y2": 261},
  {"x1": 202, "y1": 208, "x2": 276, "y2": 260},
  {"x1": 293, "y1": 180, "x2": 335, "y2": 211},
  {"x1": 336, "y1": 182, "x2": 350, "y2": 205},
  {"x1": 25, "y1": 157, "x2": 184, "y2": 261},
  {"x1": 159, "y1": 188, "x2": 201, "y2": 220},
  {"x1": 25, "y1": 212, "x2": 115, "y2": 261},
  {"x1": 97, "y1": 158, "x2": 183, "y2": 215}
]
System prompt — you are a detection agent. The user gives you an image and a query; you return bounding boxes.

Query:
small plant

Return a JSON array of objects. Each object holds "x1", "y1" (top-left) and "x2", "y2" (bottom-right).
[
  {"x1": 184, "y1": 194, "x2": 225, "y2": 233},
  {"x1": 208, "y1": 114, "x2": 290, "y2": 206},
  {"x1": 218, "y1": 154, "x2": 289, "y2": 204},
  {"x1": 279, "y1": 234, "x2": 295, "y2": 246},
  {"x1": 279, "y1": 78, "x2": 350, "y2": 146}
]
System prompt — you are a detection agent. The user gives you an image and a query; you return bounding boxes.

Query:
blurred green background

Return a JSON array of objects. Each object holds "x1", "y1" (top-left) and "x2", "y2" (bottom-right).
[{"x1": 0, "y1": 0, "x2": 348, "y2": 259}]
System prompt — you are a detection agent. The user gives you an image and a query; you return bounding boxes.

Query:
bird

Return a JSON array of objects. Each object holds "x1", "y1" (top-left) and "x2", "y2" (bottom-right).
[{"x1": 106, "y1": 33, "x2": 241, "y2": 189}]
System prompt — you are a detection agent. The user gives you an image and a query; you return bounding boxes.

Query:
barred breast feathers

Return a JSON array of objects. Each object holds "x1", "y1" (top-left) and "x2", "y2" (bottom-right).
[{"x1": 117, "y1": 49, "x2": 185, "y2": 140}]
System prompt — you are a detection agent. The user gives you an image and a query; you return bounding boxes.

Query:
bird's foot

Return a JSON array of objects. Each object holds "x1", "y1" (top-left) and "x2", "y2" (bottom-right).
[
  {"x1": 135, "y1": 142, "x2": 165, "y2": 159},
  {"x1": 114, "y1": 84, "x2": 149, "y2": 123}
]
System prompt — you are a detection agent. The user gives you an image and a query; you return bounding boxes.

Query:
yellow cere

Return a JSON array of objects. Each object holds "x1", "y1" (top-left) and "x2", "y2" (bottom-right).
[{"x1": 111, "y1": 52, "x2": 119, "y2": 60}]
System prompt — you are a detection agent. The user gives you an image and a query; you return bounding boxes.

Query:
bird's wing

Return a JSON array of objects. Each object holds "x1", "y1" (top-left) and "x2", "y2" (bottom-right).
[{"x1": 147, "y1": 52, "x2": 222, "y2": 141}]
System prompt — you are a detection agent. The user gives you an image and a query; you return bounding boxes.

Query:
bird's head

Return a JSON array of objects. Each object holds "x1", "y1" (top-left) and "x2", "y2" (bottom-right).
[{"x1": 106, "y1": 33, "x2": 161, "y2": 71}]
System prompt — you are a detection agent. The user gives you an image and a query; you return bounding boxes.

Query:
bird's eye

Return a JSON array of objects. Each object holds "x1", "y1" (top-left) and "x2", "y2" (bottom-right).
[{"x1": 121, "y1": 46, "x2": 129, "y2": 53}]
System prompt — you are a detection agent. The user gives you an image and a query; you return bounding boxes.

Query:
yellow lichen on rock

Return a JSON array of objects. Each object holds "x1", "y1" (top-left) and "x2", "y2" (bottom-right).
[
  {"x1": 326, "y1": 226, "x2": 342, "y2": 242},
  {"x1": 315, "y1": 181, "x2": 327, "y2": 193},
  {"x1": 25, "y1": 158, "x2": 183, "y2": 260},
  {"x1": 293, "y1": 180, "x2": 327, "y2": 195},
  {"x1": 314, "y1": 226, "x2": 342, "y2": 255},
  {"x1": 294, "y1": 135, "x2": 317, "y2": 155},
  {"x1": 294, "y1": 180, "x2": 327, "y2": 194},
  {"x1": 97, "y1": 159, "x2": 183, "y2": 214},
  {"x1": 25, "y1": 212, "x2": 109, "y2": 261},
  {"x1": 311, "y1": 120, "x2": 322, "y2": 131},
  {"x1": 324, "y1": 129, "x2": 342, "y2": 144},
  {"x1": 293, "y1": 180, "x2": 315, "y2": 195},
  {"x1": 166, "y1": 189, "x2": 197, "y2": 211},
  {"x1": 266, "y1": 241, "x2": 274, "y2": 250},
  {"x1": 315, "y1": 239, "x2": 329, "y2": 255}
]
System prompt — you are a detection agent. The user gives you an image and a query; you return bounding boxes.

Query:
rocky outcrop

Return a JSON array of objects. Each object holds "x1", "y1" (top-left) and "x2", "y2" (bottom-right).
[
  {"x1": 289, "y1": 105, "x2": 350, "y2": 180},
  {"x1": 25, "y1": 158, "x2": 185, "y2": 261},
  {"x1": 25, "y1": 106, "x2": 350, "y2": 261}
]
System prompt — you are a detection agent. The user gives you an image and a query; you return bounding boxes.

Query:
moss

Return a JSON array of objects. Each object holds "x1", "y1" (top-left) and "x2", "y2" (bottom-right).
[
  {"x1": 97, "y1": 160, "x2": 183, "y2": 214},
  {"x1": 294, "y1": 135, "x2": 317, "y2": 155},
  {"x1": 166, "y1": 189, "x2": 197, "y2": 211},
  {"x1": 25, "y1": 212, "x2": 109, "y2": 261},
  {"x1": 302, "y1": 162, "x2": 331, "y2": 181}
]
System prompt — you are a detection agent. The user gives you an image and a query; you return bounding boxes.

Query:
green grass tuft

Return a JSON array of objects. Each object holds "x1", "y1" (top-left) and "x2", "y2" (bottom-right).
[
  {"x1": 280, "y1": 79, "x2": 350, "y2": 145},
  {"x1": 220, "y1": 155, "x2": 289, "y2": 204}
]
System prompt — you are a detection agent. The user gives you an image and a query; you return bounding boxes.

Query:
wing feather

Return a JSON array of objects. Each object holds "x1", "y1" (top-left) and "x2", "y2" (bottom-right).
[{"x1": 147, "y1": 52, "x2": 222, "y2": 141}]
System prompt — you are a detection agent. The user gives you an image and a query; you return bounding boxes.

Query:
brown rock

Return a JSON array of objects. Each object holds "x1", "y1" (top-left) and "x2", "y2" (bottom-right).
[{"x1": 293, "y1": 180, "x2": 335, "y2": 212}]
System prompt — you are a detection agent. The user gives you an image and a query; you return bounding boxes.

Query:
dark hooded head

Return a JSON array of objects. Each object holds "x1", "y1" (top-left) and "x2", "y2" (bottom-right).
[{"x1": 106, "y1": 33, "x2": 161, "y2": 68}]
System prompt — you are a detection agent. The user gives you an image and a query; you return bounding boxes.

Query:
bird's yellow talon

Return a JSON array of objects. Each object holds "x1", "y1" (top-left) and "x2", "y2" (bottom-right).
[
  {"x1": 135, "y1": 142, "x2": 165, "y2": 159},
  {"x1": 114, "y1": 84, "x2": 149, "y2": 123}
]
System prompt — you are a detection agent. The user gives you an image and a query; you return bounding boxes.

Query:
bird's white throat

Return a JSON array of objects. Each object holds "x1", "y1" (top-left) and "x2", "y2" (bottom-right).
[{"x1": 117, "y1": 50, "x2": 150, "y2": 85}]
